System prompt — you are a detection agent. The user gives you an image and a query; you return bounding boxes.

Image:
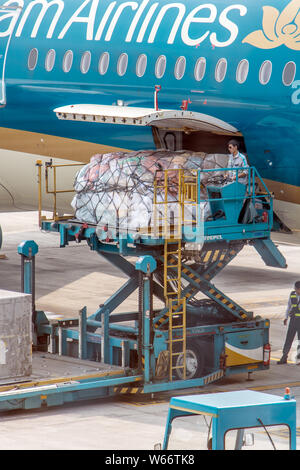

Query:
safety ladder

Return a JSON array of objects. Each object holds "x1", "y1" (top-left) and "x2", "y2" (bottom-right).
[{"x1": 154, "y1": 169, "x2": 198, "y2": 381}]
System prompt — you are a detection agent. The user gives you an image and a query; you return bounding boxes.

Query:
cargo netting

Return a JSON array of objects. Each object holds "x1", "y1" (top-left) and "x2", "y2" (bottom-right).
[{"x1": 71, "y1": 150, "x2": 230, "y2": 232}]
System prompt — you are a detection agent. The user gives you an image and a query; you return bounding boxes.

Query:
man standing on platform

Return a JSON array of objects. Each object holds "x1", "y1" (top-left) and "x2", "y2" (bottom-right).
[{"x1": 227, "y1": 139, "x2": 249, "y2": 184}]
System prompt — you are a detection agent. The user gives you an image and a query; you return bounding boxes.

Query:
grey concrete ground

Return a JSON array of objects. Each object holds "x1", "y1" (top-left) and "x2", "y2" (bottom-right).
[{"x1": 0, "y1": 211, "x2": 299, "y2": 450}]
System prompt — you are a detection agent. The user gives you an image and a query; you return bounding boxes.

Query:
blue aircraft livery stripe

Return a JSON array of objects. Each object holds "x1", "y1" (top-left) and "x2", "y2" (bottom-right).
[{"x1": 0, "y1": 0, "x2": 298, "y2": 205}]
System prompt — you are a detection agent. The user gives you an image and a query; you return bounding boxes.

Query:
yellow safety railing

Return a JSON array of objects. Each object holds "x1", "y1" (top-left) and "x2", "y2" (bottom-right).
[
  {"x1": 182, "y1": 170, "x2": 198, "y2": 230},
  {"x1": 36, "y1": 159, "x2": 84, "y2": 226}
]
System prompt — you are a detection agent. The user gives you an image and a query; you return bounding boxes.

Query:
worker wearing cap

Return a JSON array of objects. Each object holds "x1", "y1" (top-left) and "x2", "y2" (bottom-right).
[
  {"x1": 277, "y1": 281, "x2": 300, "y2": 364},
  {"x1": 227, "y1": 139, "x2": 249, "y2": 184}
]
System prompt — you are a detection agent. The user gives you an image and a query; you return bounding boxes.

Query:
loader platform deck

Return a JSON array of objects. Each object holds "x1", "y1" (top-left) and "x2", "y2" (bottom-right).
[{"x1": 0, "y1": 352, "x2": 125, "y2": 389}]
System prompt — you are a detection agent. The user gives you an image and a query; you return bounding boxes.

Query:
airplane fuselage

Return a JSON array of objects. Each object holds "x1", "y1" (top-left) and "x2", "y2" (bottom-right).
[{"x1": 0, "y1": 0, "x2": 299, "y2": 226}]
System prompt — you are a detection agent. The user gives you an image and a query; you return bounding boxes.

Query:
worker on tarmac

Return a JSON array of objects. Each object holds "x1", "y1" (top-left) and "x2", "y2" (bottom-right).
[
  {"x1": 226, "y1": 139, "x2": 249, "y2": 184},
  {"x1": 277, "y1": 281, "x2": 300, "y2": 365}
]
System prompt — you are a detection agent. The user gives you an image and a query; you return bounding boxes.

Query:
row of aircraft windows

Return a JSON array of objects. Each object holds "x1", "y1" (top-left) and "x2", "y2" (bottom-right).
[{"x1": 28, "y1": 48, "x2": 296, "y2": 87}]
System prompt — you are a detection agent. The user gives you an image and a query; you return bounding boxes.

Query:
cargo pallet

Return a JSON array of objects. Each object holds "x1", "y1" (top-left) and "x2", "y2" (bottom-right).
[{"x1": 0, "y1": 166, "x2": 287, "y2": 411}]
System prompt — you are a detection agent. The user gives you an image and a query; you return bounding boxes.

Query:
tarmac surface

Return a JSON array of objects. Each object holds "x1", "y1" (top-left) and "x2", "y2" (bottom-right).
[{"x1": 0, "y1": 211, "x2": 300, "y2": 451}]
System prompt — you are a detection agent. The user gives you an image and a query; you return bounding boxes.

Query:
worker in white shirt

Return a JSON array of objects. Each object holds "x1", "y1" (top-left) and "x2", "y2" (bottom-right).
[
  {"x1": 277, "y1": 281, "x2": 300, "y2": 364},
  {"x1": 227, "y1": 139, "x2": 249, "y2": 184}
]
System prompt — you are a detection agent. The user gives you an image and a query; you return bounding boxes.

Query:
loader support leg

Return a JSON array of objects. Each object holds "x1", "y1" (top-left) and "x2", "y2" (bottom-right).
[{"x1": 136, "y1": 256, "x2": 157, "y2": 383}]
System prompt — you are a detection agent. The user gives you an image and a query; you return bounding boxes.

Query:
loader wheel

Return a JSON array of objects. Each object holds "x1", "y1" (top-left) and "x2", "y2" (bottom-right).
[{"x1": 174, "y1": 343, "x2": 204, "y2": 380}]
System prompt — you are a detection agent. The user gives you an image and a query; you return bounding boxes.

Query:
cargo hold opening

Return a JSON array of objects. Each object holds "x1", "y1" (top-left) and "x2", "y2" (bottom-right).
[{"x1": 152, "y1": 127, "x2": 247, "y2": 154}]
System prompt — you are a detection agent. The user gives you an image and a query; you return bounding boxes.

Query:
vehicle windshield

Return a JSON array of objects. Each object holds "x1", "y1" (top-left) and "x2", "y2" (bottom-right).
[{"x1": 167, "y1": 416, "x2": 291, "y2": 450}]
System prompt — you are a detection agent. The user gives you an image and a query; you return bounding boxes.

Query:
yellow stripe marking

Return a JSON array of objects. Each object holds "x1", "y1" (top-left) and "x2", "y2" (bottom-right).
[
  {"x1": 170, "y1": 405, "x2": 218, "y2": 418},
  {"x1": 251, "y1": 381, "x2": 300, "y2": 391},
  {"x1": 0, "y1": 370, "x2": 125, "y2": 394},
  {"x1": 225, "y1": 347, "x2": 262, "y2": 366},
  {"x1": 203, "y1": 251, "x2": 212, "y2": 262}
]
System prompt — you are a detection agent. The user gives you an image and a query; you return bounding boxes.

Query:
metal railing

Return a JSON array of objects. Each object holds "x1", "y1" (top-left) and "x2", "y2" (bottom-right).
[
  {"x1": 153, "y1": 166, "x2": 273, "y2": 234},
  {"x1": 36, "y1": 159, "x2": 84, "y2": 226},
  {"x1": 201, "y1": 166, "x2": 272, "y2": 198},
  {"x1": 201, "y1": 166, "x2": 273, "y2": 227},
  {"x1": 37, "y1": 160, "x2": 273, "y2": 233}
]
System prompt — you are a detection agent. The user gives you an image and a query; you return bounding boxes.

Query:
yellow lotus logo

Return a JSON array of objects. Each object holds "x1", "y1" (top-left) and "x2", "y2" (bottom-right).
[{"x1": 243, "y1": 0, "x2": 300, "y2": 50}]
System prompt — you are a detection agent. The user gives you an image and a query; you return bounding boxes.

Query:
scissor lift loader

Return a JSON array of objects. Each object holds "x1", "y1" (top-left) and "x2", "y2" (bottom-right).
[{"x1": 0, "y1": 165, "x2": 286, "y2": 411}]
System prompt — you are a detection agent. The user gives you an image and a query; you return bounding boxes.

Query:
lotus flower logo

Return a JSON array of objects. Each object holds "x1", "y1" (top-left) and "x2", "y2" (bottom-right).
[{"x1": 243, "y1": 0, "x2": 300, "y2": 50}]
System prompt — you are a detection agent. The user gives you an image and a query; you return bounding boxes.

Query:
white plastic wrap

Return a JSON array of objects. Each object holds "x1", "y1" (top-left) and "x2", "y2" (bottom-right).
[{"x1": 72, "y1": 150, "x2": 228, "y2": 231}]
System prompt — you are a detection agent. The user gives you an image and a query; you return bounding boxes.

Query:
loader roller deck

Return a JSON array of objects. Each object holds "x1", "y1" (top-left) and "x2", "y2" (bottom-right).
[
  {"x1": 0, "y1": 352, "x2": 126, "y2": 390},
  {"x1": 0, "y1": 351, "x2": 142, "y2": 411}
]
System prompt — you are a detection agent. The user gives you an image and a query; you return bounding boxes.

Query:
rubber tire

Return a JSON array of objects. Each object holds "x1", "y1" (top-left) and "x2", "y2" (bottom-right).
[{"x1": 174, "y1": 342, "x2": 204, "y2": 380}]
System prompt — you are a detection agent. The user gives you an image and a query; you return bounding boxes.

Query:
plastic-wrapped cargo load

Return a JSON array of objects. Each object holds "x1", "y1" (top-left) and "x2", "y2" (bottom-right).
[{"x1": 71, "y1": 150, "x2": 229, "y2": 232}]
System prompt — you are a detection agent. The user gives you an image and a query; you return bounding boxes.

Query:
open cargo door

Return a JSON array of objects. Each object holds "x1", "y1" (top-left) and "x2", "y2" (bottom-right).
[{"x1": 54, "y1": 104, "x2": 239, "y2": 134}]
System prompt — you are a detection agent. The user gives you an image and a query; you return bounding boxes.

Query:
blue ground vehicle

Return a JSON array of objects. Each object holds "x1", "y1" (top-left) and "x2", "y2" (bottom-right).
[{"x1": 160, "y1": 390, "x2": 297, "y2": 450}]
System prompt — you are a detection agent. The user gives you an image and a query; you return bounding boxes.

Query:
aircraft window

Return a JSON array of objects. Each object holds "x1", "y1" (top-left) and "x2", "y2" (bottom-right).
[
  {"x1": 80, "y1": 51, "x2": 91, "y2": 74},
  {"x1": 28, "y1": 48, "x2": 38, "y2": 71},
  {"x1": 155, "y1": 55, "x2": 167, "y2": 79},
  {"x1": 117, "y1": 53, "x2": 128, "y2": 77},
  {"x1": 98, "y1": 52, "x2": 110, "y2": 75},
  {"x1": 236, "y1": 59, "x2": 249, "y2": 84},
  {"x1": 45, "y1": 49, "x2": 56, "y2": 72},
  {"x1": 63, "y1": 50, "x2": 73, "y2": 73},
  {"x1": 174, "y1": 56, "x2": 186, "y2": 80},
  {"x1": 282, "y1": 61, "x2": 296, "y2": 86},
  {"x1": 215, "y1": 58, "x2": 227, "y2": 83},
  {"x1": 194, "y1": 57, "x2": 206, "y2": 81},
  {"x1": 259, "y1": 60, "x2": 272, "y2": 85},
  {"x1": 136, "y1": 54, "x2": 147, "y2": 78}
]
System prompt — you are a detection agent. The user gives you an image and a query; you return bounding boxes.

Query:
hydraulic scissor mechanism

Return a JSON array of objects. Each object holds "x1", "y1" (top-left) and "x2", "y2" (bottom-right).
[{"x1": 156, "y1": 240, "x2": 248, "y2": 320}]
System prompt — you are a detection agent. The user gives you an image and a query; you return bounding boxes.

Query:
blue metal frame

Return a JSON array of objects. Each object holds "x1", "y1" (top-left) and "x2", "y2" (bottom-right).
[
  {"x1": 0, "y1": 236, "x2": 271, "y2": 411},
  {"x1": 0, "y1": 373, "x2": 143, "y2": 411}
]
